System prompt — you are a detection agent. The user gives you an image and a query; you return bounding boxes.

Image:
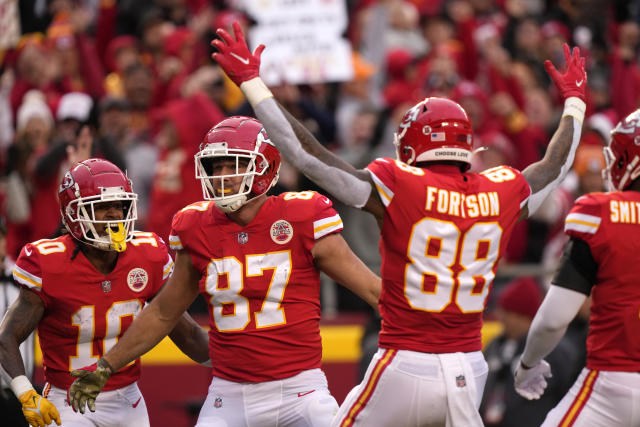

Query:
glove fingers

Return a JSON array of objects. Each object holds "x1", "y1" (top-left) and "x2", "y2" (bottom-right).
[
  {"x1": 70, "y1": 370, "x2": 88, "y2": 378},
  {"x1": 543, "y1": 60, "x2": 560, "y2": 82},
  {"x1": 233, "y1": 21, "x2": 246, "y2": 44},
  {"x1": 78, "y1": 394, "x2": 88, "y2": 414},
  {"x1": 52, "y1": 406, "x2": 61, "y2": 425},
  {"x1": 562, "y1": 43, "x2": 571, "y2": 63},
  {"x1": 42, "y1": 411, "x2": 52, "y2": 425},
  {"x1": 88, "y1": 397, "x2": 96, "y2": 413},
  {"x1": 254, "y1": 44, "x2": 265, "y2": 59},
  {"x1": 216, "y1": 28, "x2": 235, "y2": 46},
  {"x1": 211, "y1": 39, "x2": 227, "y2": 53},
  {"x1": 572, "y1": 46, "x2": 580, "y2": 63}
]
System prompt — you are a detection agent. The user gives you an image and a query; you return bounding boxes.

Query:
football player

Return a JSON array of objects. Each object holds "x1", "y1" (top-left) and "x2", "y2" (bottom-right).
[
  {"x1": 67, "y1": 117, "x2": 381, "y2": 426},
  {"x1": 0, "y1": 159, "x2": 210, "y2": 427},
  {"x1": 515, "y1": 108, "x2": 640, "y2": 426},
  {"x1": 208, "y1": 23, "x2": 587, "y2": 426}
]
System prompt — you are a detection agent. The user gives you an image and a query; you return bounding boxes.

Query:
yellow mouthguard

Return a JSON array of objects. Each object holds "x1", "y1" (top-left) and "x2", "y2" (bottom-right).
[{"x1": 108, "y1": 223, "x2": 127, "y2": 252}]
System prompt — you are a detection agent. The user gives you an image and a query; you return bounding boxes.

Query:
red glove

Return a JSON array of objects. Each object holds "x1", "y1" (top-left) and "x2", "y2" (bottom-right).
[
  {"x1": 544, "y1": 43, "x2": 587, "y2": 102},
  {"x1": 212, "y1": 22, "x2": 265, "y2": 86}
]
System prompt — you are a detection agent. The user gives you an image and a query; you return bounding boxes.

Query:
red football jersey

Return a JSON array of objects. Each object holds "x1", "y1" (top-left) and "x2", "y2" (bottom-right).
[
  {"x1": 12, "y1": 232, "x2": 173, "y2": 390},
  {"x1": 367, "y1": 159, "x2": 531, "y2": 353},
  {"x1": 168, "y1": 192, "x2": 343, "y2": 383},
  {"x1": 564, "y1": 191, "x2": 640, "y2": 371}
]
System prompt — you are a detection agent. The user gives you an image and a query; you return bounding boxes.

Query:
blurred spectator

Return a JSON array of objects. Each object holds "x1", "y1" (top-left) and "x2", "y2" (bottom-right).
[
  {"x1": 609, "y1": 20, "x2": 640, "y2": 118},
  {"x1": 122, "y1": 62, "x2": 155, "y2": 138},
  {"x1": 147, "y1": 93, "x2": 224, "y2": 242},
  {"x1": 54, "y1": 91, "x2": 93, "y2": 142},
  {"x1": 5, "y1": 90, "x2": 54, "y2": 258},
  {"x1": 335, "y1": 53, "x2": 377, "y2": 147},
  {"x1": 103, "y1": 35, "x2": 140, "y2": 97},
  {"x1": 45, "y1": 9, "x2": 105, "y2": 99},
  {"x1": 481, "y1": 277, "x2": 579, "y2": 427}
]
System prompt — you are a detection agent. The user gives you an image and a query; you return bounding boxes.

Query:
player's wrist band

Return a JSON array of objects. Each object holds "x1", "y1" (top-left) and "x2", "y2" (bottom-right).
[
  {"x1": 98, "y1": 357, "x2": 114, "y2": 375},
  {"x1": 240, "y1": 77, "x2": 274, "y2": 106},
  {"x1": 562, "y1": 97, "x2": 586, "y2": 124},
  {"x1": 10, "y1": 375, "x2": 34, "y2": 398}
]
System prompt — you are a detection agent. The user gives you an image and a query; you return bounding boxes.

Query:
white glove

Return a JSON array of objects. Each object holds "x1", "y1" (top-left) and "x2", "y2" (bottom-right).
[{"x1": 514, "y1": 359, "x2": 552, "y2": 400}]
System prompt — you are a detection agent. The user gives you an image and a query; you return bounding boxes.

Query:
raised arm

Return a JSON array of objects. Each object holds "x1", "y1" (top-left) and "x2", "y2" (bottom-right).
[
  {"x1": 521, "y1": 44, "x2": 587, "y2": 218},
  {"x1": 68, "y1": 250, "x2": 201, "y2": 414},
  {"x1": 211, "y1": 22, "x2": 385, "y2": 220},
  {"x1": 0, "y1": 289, "x2": 61, "y2": 426}
]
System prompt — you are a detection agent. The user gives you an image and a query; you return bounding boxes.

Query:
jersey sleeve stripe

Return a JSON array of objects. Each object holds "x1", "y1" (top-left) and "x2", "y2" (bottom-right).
[
  {"x1": 13, "y1": 266, "x2": 42, "y2": 289},
  {"x1": 168, "y1": 235, "x2": 183, "y2": 250},
  {"x1": 565, "y1": 213, "x2": 601, "y2": 234},
  {"x1": 314, "y1": 220, "x2": 344, "y2": 240},
  {"x1": 313, "y1": 214, "x2": 342, "y2": 230},
  {"x1": 565, "y1": 220, "x2": 599, "y2": 234},
  {"x1": 163, "y1": 257, "x2": 175, "y2": 280},
  {"x1": 368, "y1": 170, "x2": 393, "y2": 207},
  {"x1": 566, "y1": 212, "x2": 601, "y2": 225}
]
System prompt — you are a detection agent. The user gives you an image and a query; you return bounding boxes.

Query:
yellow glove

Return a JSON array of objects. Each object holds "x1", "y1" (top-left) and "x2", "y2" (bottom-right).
[{"x1": 18, "y1": 389, "x2": 61, "y2": 427}]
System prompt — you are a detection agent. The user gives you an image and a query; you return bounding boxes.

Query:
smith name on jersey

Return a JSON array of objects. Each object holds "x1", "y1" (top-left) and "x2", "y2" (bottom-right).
[
  {"x1": 169, "y1": 191, "x2": 343, "y2": 383},
  {"x1": 367, "y1": 159, "x2": 531, "y2": 354},
  {"x1": 13, "y1": 232, "x2": 173, "y2": 390}
]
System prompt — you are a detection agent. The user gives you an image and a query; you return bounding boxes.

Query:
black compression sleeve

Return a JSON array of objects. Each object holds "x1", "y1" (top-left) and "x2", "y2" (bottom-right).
[{"x1": 551, "y1": 237, "x2": 598, "y2": 295}]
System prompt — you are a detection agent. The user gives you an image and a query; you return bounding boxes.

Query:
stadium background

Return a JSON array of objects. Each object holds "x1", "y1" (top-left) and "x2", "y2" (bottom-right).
[{"x1": 2, "y1": 0, "x2": 639, "y2": 425}]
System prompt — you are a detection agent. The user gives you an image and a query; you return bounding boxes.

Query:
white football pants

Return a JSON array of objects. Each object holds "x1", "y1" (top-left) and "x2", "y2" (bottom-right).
[
  {"x1": 542, "y1": 368, "x2": 640, "y2": 426},
  {"x1": 196, "y1": 368, "x2": 339, "y2": 427},
  {"x1": 45, "y1": 382, "x2": 149, "y2": 427},
  {"x1": 332, "y1": 348, "x2": 488, "y2": 427}
]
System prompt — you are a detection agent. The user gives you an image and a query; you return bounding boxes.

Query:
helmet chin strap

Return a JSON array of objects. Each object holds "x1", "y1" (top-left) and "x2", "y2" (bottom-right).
[{"x1": 215, "y1": 194, "x2": 247, "y2": 213}]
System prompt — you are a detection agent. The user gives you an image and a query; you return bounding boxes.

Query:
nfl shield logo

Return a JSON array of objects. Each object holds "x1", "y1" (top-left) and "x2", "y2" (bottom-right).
[
  {"x1": 238, "y1": 232, "x2": 248, "y2": 245},
  {"x1": 214, "y1": 397, "x2": 223, "y2": 408},
  {"x1": 456, "y1": 375, "x2": 466, "y2": 388},
  {"x1": 101, "y1": 281, "x2": 111, "y2": 293}
]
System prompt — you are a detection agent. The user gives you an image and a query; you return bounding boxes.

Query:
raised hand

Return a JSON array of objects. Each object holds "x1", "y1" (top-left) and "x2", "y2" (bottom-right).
[
  {"x1": 544, "y1": 43, "x2": 587, "y2": 101},
  {"x1": 66, "y1": 125, "x2": 93, "y2": 166},
  {"x1": 68, "y1": 358, "x2": 113, "y2": 414},
  {"x1": 18, "y1": 389, "x2": 61, "y2": 427},
  {"x1": 211, "y1": 21, "x2": 264, "y2": 86},
  {"x1": 514, "y1": 359, "x2": 552, "y2": 400}
]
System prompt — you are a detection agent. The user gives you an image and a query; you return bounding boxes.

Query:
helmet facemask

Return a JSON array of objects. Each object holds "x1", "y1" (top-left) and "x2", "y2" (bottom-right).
[
  {"x1": 195, "y1": 142, "x2": 273, "y2": 213},
  {"x1": 64, "y1": 186, "x2": 138, "y2": 252}
]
